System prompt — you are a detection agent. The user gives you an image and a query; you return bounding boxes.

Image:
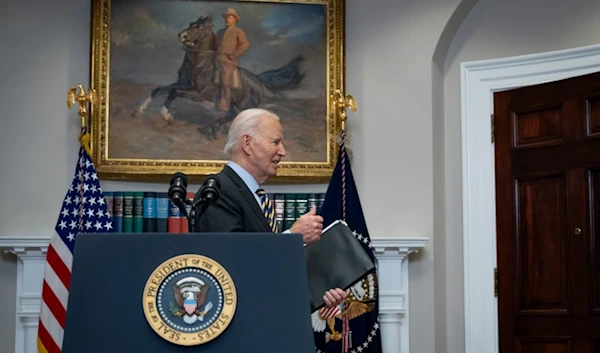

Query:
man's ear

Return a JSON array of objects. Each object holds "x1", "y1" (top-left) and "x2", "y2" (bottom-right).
[{"x1": 241, "y1": 134, "x2": 252, "y2": 155}]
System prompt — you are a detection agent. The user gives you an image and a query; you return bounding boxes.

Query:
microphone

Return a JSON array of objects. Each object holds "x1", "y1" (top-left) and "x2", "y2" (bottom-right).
[
  {"x1": 198, "y1": 176, "x2": 220, "y2": 204},
  {"x1": 191, "y1": 175, "x2": 221, "y2": 232},
  {"x1": 168, "y1": 172, "x2": 188, "y2": 215}
]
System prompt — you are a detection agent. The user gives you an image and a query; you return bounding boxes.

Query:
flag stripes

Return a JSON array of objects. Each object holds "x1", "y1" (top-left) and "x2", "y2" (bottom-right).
[
  {"x1": 319, "y1": 306, "x2": 341, "y2": 319},
  {"x1": 37, "y1": 324, "x2": 60, "y2": 353},
  {"x1": 39, "y1": 300, "x2": 64, "y2": 349},
  {"x1": 37, "y1": 137, "x2": 113, "y2": 353},
  {"x1": 41, "y1": 281, "x2": 66, "y2": 328},
  {"x1": 49, "y1": 235, "x2": 73, "y2": 271},
  {"x1": 42, "y1": 265, "x2": 69, "y2": 309},
  {"x1": 45, "y1": 246, "x2": 71, "y2": 290}
]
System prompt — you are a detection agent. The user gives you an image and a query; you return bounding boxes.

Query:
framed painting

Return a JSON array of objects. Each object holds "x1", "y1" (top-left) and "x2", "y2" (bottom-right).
[{"x1": 89, "y1": 0, "x2": 345, "y2": 182}]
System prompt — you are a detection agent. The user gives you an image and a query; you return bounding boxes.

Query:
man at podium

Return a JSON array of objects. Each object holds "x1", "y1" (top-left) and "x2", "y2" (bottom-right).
[{"x1": 195, "y1": 108, "x2": 345, "y2": 309}]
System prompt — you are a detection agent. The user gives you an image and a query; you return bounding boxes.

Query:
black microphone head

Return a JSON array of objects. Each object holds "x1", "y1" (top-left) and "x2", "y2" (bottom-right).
[
  {"x1": 168, "y1": 172, "x2": 188, "y2": 201},
  {"x1": 170, "y1": 172, "x2": 188, "y2": 187},
  {"x1": 205, "y1": 176, "x2": 220, "y2": 188},
  {"x1": 200, "y1": 175, "x2": 220, "y2": 203}
]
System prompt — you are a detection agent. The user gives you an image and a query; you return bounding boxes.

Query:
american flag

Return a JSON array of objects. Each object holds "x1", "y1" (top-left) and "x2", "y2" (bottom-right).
[{"x1": 37, "y1": 140, "x2": 114, "y2": 353}]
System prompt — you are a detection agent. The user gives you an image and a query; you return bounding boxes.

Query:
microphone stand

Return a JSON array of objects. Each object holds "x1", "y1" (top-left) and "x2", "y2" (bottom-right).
[
  {"x1": 170, "y1": 176, "x2": 220, "y2": 233},
  {"x1": 185, "y1": 195, "x2": 217, "y2": 232},
  {"x1": 174, "y1": 197, "x2": 198, "y2": 233}
]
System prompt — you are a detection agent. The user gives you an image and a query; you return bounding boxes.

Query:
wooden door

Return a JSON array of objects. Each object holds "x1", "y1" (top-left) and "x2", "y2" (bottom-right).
[{"x1": 495, "y1": 71, "x2": 600, "y2": 353}]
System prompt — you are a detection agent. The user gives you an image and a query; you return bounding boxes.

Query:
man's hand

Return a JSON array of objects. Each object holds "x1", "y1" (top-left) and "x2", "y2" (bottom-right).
[
  {"x1": 289, "y1": 205, "x2": 323, "y2": 244},
  {"x1": 323, "y1": 288, "x2": 346, "y2": 308}
]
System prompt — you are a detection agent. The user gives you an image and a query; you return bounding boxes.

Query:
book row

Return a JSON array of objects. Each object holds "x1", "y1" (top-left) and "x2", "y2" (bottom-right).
[{"x1": 102, "y1": 191, "x2": 327, "y2": 233}]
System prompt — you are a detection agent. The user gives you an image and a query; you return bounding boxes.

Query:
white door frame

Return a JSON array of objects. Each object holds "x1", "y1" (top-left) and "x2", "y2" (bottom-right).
[{"x1": 461, "y1": 43, "x2": 600, "y2": 353}]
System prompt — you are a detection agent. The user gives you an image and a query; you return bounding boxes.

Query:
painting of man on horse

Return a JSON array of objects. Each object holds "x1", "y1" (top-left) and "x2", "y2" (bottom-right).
[{"x1": 108, "y1": 1, "x2": 327, "y2": 162}]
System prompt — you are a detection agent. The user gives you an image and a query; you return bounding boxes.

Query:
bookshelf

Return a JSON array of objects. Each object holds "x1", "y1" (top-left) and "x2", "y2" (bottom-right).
[{"x1": 101, "y1": 190, "x2": 327, "y2": 234}]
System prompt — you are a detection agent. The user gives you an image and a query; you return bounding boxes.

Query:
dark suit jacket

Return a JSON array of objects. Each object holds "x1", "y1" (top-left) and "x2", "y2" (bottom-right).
[{"x1": 193, "y1": 165, "x2": 272, "y2": 233}]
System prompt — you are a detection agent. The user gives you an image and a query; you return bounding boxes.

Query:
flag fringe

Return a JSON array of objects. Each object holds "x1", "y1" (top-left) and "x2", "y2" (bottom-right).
[
  {"x1": 78, "y1": 131, "x2": 92, "y2": 157},
  {"x1": 37, "y1": 337, "x2": 50, "y2": 353}
]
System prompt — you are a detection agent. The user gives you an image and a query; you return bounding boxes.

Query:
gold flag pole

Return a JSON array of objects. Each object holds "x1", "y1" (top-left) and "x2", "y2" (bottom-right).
[
  {"x1": 330, "y1": 88, "x2": 357, "y2": 132},
  {"x1": 67, "y1": 84, "x2": 97, "y2": 155}
]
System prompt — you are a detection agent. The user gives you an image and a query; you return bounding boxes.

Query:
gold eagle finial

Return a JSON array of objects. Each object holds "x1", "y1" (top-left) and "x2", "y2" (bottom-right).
[
  {"x1": 66, "y1": 84, "x2": 97, "y2": 128},
  {"x1": 330, "y1": 89, "x2": 357, "y2": 131}
]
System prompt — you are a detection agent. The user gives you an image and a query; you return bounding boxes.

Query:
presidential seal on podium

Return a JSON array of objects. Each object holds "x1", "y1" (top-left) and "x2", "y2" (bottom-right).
[{"x1": 142, "y1": 254, "x2": 237, "y2": 345}]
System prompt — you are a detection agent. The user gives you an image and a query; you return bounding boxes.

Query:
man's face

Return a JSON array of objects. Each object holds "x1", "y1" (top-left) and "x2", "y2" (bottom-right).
[
  {"x1": 244, "y1": 117, "x2": 286, "y2": 183},
  {"x1": 225, "y1": 15, "x2": 236, "y2": 27}
]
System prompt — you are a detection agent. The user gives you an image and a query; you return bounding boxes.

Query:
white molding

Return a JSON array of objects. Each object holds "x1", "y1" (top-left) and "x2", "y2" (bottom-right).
[
  {"x1": 0, "y1": 238, "x2": 49, "y2": 255},
  {"x1": 0, "y1": 236, "x2": 427, "y2": 353},
  {"x1": 1, "y1": 237, "x2": 49, "y2": 353},
  {"x1": 371, "y1": 237, "x2": 428, "y2": 257},
  {"x1": 460, "y1": 43, "x2": 600, "y2": 353},
  {"x1": 371, "y1": 237, "x2": 427, "y2": 353}
]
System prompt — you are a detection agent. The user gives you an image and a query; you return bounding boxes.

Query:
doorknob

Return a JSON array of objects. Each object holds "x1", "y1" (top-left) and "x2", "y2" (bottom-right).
[{"x1": 574, "y1": 228, "x2": 582, "y2": 235}]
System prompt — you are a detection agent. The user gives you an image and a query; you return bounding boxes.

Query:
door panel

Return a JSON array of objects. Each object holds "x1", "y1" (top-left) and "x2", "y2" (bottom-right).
[
  {"x1": 516, "y1": 174, "x2": 569, "y2": 314},
  {"x1": 515, "y1": 337, "x2": 572, "y2": 353},
  {"x1": 585, "y1": 96, "x2": 600, "y2": 137},
  {"x1": 513, "y1": 103, "x2": 565, "y2": 148},
  {"x1": 495, "y1": 71, "x2": 600, "y2": 353},
  {"x1": 589, "y1": 169, "x2": 600, "y2": 313}
]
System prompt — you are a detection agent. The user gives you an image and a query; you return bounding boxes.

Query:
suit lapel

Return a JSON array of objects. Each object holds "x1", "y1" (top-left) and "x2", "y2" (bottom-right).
[{"x1": 223, "y1": 166, "x2": 272, "y2": 232}]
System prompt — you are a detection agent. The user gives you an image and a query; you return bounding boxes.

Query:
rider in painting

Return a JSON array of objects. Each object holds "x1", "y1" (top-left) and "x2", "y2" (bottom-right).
[{"x1": 215, "y1": 8, "x2": 250, "y2": 112}]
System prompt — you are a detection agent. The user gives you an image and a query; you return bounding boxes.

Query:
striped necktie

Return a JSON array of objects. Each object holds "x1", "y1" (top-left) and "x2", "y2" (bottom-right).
[{"x1": 255, "y1": 188, "x2": 278, "y2": 233}]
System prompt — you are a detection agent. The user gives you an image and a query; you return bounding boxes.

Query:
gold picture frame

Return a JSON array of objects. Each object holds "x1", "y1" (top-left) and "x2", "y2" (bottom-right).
[{"x1": 89, "y1": 0, "x2": 345, "y2": 182}]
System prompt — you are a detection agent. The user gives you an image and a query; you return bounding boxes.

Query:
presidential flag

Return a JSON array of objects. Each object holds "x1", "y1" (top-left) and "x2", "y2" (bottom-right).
[
  {"x1": 312, "y1": 134, "x2": 382, "y2": 353},
  {"x1": 37, "y1": 130, "x2": 114, "y2": 353}
]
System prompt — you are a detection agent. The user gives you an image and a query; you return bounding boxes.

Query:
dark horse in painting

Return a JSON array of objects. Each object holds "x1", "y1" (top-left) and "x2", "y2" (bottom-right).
[{"x1": 132, "y1": 16, "x2": 305, "y2": 138}]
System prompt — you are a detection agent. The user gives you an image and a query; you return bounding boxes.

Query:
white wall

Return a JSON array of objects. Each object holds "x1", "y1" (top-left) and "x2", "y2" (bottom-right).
[
  {"x1": 2, "y1": 0, "x2": 600, "y2": 352},
  {"x1": 345, "y1": 1, "x2": 464, "y2": 351},
  {"x1": 442, "y1": 1, "x2": 600, "y2": 352}
]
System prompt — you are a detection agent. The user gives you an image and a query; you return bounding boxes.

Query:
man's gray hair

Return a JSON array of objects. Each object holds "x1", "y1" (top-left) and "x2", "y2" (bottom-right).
[{"x1": 224, "y1": 108, "x2": 280, "y2": 157}]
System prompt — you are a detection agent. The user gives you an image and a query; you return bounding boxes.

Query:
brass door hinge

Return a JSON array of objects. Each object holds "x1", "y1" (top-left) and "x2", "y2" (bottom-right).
[
  {"x1": 491, "y1": 114, "x2": 495, "y2": 143},
  {"x1": 494, "y1": 267, "x2": 498, "y2": 297}
]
